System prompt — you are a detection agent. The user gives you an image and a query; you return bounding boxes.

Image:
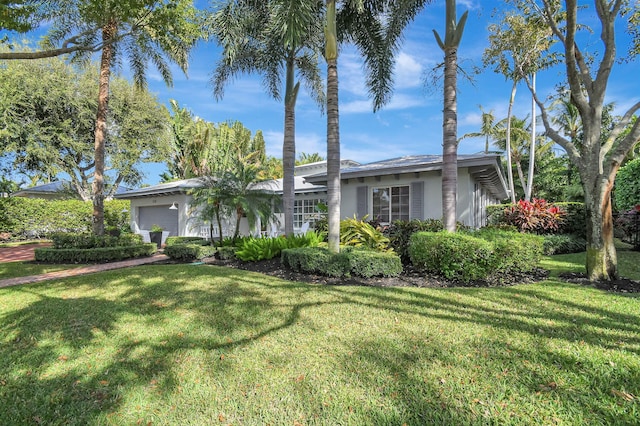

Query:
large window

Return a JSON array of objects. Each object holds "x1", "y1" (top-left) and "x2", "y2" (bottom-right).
[
  {"x1": 294, "y1": 198, "x2": 325, "y2": 228},
  {"x1": 372, "y1": 186, "x2": 409, "y2": 223}
]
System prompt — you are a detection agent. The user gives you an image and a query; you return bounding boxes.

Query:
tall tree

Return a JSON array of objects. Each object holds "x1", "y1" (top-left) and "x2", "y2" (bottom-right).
[
  {"x1": 324, "y1": 0, "x2": 430, "y2": 252},
  {"x1": 433, "y1": 0, "x2": 467, "y2": 232},
  {"x1": 0, "y1": 56, "x2": 170, "y2": 199},
  {"x1": 296, "y1": 152, "x2": 326, "y2": 165},
  {"x1": 523, "y1": 0, "x2": 640, "y2": 281},
  {"x1": 211, "y1": 0, "x2": 325, "y2": 237},
  {"x1": 484, "y1": 9, "x2": 557, "y2": 203},
  {"x1": 459, "y1": 106, "x2": 500, "y2": 154},
  {"x1": 48, "y1": 0, "x2": 201, "y2": 235}
]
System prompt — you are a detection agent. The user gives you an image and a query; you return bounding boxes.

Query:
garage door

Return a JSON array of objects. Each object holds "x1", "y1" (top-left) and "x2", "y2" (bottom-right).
[{"x1": 139, "y1": 205, "x2": 179, "y2": 237}]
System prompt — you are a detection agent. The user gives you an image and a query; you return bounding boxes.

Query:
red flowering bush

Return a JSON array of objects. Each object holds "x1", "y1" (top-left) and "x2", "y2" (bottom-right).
[{"x1": 502, "y1": 199, "x2": 566, "y2": 234}]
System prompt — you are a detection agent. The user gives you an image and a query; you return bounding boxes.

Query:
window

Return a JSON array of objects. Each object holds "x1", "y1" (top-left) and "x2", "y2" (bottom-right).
[
  {"x1": 372, "y1": 186, "x2": 409, "y2": 223},
  {"x1": 294, "y1": 198, "x2": 325, "y2": 228}
]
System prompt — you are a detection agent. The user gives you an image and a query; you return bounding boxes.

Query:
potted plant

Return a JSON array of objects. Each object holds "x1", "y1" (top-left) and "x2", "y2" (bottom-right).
[{"x1": 149, "y1": 224, "x2": 164, "y2": 248}]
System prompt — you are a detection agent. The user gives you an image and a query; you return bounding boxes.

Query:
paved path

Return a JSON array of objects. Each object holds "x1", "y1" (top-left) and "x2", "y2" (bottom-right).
[
  {"x1": 0, "y1": 251, "x2": 169, "y2": 289},
  {"x1": 0, "y1": 243, "x2": 51, "y2": 262}
]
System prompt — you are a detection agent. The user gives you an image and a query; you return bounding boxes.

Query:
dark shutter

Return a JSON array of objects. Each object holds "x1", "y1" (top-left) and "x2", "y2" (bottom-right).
[
  {"x1": 356, "y1": 186, "x2": 368, "y2": 219},
  {"x1": 410, "y1": 181, "x2": 424, "y2": 220}
]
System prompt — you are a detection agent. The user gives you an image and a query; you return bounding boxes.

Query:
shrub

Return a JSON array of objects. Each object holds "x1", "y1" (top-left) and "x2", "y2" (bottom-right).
[
  {"x1": 473, "y1": 228, "x2": 544, "y2": 274},
  {"x1": 281, "y1": 247, "x2": 350, "y2": 277},
  {"x1": 216, "y1": 246, "x2": 237, "y2": 260},
  {"x1": 165, "y1": 236, "x2": 207, "y2": 246},
  {"x1": 164, "y1": 243, "x2": 217, "y2": 262},
  {"x1": 385, "y1": 219, "x2": 446, "y2": 264},
  {"x1": 340, "y1": 215, "x2": 390, "y2": 251},
  {"x1": 51, "y1": 233, "x2": 142, "y2": 249},
  {"x1": 35, "y1": 243, "x2": 156, "y2": 263},
  {"x1": 615, "y1": 206, "x2": 640, "y2": 249},
  {"x1": 344, "y1": 247, "x2": 402, "y2": 278},
  {"x1": 235, "y1": 232, "x2": 322, "y2": 262},
  {"x1": 502, "y1": 199, "x2": 566, "y2": 234},
  {"x1": 615, "y1": 158, "x2": 640, "y2": 212},
  {"x1": 0, "y1": 198, "x2": 130, "y2": 240},
  {"x1": 409, "y1": 232, "x2": 495, "y2": 282},
  {"x1": 489, "y1": 201, "x2": 585, "y2": 237},
  {"x1": 542, "y1": 234, "x2": 587, "y2": 255}
]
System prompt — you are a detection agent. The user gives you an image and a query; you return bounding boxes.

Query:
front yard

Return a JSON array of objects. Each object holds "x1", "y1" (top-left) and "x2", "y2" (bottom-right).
[{"x1": 1, "y1": 254, "x2": 639, "y2": 425}]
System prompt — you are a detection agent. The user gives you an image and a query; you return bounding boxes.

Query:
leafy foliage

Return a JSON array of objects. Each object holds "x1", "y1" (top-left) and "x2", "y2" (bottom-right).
[
  {"x1": 235, "y1": 233, "x2": 322, "y2": 262},
  {"x1": 502, "y1": 199, "x2": 566, "y2": 234},
  {"x1": 615, "y1": 158, "x2": 640, "y2": 212},
  {"x1": 343, "y1": 247, "x2": 403, "y2": 278},
  {"x1": 614, "y1": 206, "x2": 640, "y2": 250},
  {"x1": 542, "y1": 234, "x2": 587, "y2": 255},
  {"x1": 34, "y1": 244, "x2": 156, "y2": 263},
  {"x1": 340, "y1": 215, "x2": 390, "y2": 252},
  {"x1": 51, "y1": 233, "x2": 142, "y2": 249},
  {"x1": 163, "y1": 243, "x2": 217, "y2": 262},
  {"x1": 0, "y1": 198, "x2": 129, "y2": 240},
  {"x1": 165, "y1": 236, "x2": 207, "y2": 246},
  {"x1": 385, "y1": 219, "x2": 446, "y2": 264}
]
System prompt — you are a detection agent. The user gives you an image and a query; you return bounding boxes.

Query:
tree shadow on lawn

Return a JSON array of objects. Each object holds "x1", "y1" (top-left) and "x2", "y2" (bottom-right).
[{"x1": 1, "y1": 265, "x2": 639, "y2": 424}]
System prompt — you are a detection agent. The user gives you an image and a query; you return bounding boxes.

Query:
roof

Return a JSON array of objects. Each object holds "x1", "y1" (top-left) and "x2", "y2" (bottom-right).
[
  {"x1": 13, "y1": 181, "x2": 131, "y2": 197},
  {"x1": 304, "y1": 154, "x2": 509, "y2": 199},
  {"x1": 114, "y1": 178, "x2": 203, "y2": 199}
]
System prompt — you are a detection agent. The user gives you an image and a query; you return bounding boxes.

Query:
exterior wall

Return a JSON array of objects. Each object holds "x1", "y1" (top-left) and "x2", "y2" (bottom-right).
[{"x1": 341, "y1": 168, "x2": 495, "y2": 227}]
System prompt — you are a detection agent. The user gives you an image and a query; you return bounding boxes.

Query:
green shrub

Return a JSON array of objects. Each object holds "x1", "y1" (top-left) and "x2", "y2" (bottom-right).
[
  {"x1": 281, "y1": 247, "x2": 350, "y2": 277},
  {"x1": 235, "y1": 232, "x2": 322, "y2": 262},
  {"x1": 344, "y1": 248, "x2": 402, "y2": 278},
  {"x1": 615, "y1": 158, "x2": 640, "y2": 212},
  {"x1": 216, "y1": 246, "x2": 237, "y2": 260},
  {"x1": 409, "y1": 232, "x2": 495, "y2": 282},
  {"x1": 386, "y1": 219, "x2": 446, "y2": 264},
  {"x1": 0, "y1": 198, "x2": 130, "y2": 240},
  {"x1": 542, "y1": 234, "x2": 587, "y2": 255},
  {"x1": 51, "y1": 233, "x2": 142, "y2": 249},
  {"x1": 34, "y1": 243, "x2": 156, "y2": 263},
  {"x1": 473, "y1": 229, "x2": 544, "y2": 274},
  {"x1": 165, "y1": 236, "x2": 207, "y2": 246},
  {"x1": 164, "y1": 244, "x2": 217, "y2": 262},
  {"x1": 340, "y1": 215, "x2": 390, "y2": 251}
]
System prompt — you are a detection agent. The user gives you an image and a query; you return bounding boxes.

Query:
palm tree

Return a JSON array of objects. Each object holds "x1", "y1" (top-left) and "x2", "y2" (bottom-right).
[
  {"x1": 324, "y1": 0, "x2": 431, "y2": 252},
  {"x1": 434, "y1": 0, "x2": 468, "y2": 232},
  {"x1": 211, "y1": 0, "x2": 325, "y2": 237},
  {"x1": 48, "y1": 0, "x2": 202, "y2": 235},
  {"x1": 296, "y1": 152, "x2": 326, "y2": 165},
  {"x1": 459, "y1": 106, "x2": 499, "y2": 153}
]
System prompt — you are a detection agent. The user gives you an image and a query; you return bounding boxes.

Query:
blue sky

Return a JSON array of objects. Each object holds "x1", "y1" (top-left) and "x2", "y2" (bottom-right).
[{"x1": 9, "y1": 1, "x2": 640, "y2": 186}]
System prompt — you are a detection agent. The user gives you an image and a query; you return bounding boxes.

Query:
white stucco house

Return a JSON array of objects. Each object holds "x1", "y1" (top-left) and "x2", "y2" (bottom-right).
[{"x1": 115, "y1": 153, "x2": 509, "y2": 240}]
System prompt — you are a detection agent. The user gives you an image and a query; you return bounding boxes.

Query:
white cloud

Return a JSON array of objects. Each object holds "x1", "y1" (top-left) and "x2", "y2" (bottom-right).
[
  {"x1": 394, "y1": 52, "x2": 423, "y2": 89},
  {"x1": 263, "y1": 131, "x2": 325, "y2": 159}
]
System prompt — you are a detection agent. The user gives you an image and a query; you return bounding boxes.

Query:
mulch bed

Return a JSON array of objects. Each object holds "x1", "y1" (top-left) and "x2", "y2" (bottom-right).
[{"x1": 558, "y1": 272, "x2": 640, "y2": 293}]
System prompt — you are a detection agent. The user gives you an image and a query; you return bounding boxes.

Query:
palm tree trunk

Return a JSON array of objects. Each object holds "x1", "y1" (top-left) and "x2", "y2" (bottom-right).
[
  {"x1": 92, "y1": 20, "x2": 116, "y2": 236},
  {"x1": 442, "y1": 45, "x2": 458, "y2": 233},
  {"x1": 326, "y1": 0, "x2": 340, "y2": 253},
  {"x1": 506, "y1": 81, "x2": 517, "y2": 203},
  {"x1": 282, "y1": 57, "x2": 297, "y2": 237}
]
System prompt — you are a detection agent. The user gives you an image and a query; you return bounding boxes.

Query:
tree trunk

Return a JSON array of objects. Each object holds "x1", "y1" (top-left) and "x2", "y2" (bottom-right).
[
  {"x1": 92, "y1": 20, "x2": 116, "y2": 236},
  {"x1": 442, "y1": 45, "x2": 458, "y2": 233},
  {"x1": 326, "y1": 0, "x2": 340, "y2": 253},
  {"x1": 282, "y1": 57, "x2": 297, "y2": 237},
  {"x1": 584, "y1": 170, "x2": 618, "y2": 281},
  {"x1": 506, "y1": 81, "x2": 517, "y2": 203},
  {"x1": 525, "y1": 72, "x2": 536, "y2": 201}
]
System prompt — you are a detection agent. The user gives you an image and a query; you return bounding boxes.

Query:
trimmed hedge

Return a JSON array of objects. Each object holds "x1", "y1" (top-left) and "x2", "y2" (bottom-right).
[
  {"x1": 281, "y1": 246, "x2": 402, "y2": 278},
  {"x1": 409, "y1": 230, "x2": 544, "y2": 283},
  {"x1": 164, "y1": 243, "x2": 217, "y2": 261},
  {"x1": 34, "y1": 243, "x2": 157, "y2": 263},
  {"x1": 51, "y1": 233, "x2": 142, "y2": 249},
  {"x1": 165, "y1": 236, "x2": 208, "y2": 246},
  {"x1": 0, "y1": 198, "x2": 130, "y2": 240},
  {"x1": 542, "y1": 234, "x2": 587, "y2": 255},
  {"x1": 385, "y1": 219, "x2": 446, "y2": 264}
]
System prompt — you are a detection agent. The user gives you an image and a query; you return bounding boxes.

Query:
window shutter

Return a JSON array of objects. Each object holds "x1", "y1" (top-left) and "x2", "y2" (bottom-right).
[
  {"x1": 410, "y1": 181, "x2": 424, "y2": 220},
  {"x1": 356, "y1": 186, "x2": 368, "y2": 219}
]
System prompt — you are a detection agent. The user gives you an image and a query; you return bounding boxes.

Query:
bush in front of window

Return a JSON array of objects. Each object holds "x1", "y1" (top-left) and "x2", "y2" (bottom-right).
[
  {"x1": 385, "y1": 219, "x2": 445, "y2": 264},
  {"x1": 340, "y1": 215, "x2": 391, "y2": 252},
  {"x1": 344, "y1": 247, "x2": 402, "y2": 278}
]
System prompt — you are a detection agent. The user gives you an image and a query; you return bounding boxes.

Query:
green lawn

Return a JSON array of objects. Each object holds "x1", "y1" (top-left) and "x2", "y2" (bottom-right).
[
  {"x1": 0, "y1": 262, "x2": 83, "y2": 280},
  {"x1": 1, "y1": 260, "x2": 639, "y2": 425}
]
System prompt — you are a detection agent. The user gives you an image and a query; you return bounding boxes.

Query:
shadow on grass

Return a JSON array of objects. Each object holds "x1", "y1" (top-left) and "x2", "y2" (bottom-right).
[{"x1": 0, "y1": 264, "x2": 639, "y2": 423}]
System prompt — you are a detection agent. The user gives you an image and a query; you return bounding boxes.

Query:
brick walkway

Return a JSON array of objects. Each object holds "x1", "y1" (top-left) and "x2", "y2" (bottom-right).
[
  {"x1": 0, "y1": 252, "x2": 169, "y2": 289},
  {"x1": 0, "y1": 243, "x2": 51, "y2": 262}
]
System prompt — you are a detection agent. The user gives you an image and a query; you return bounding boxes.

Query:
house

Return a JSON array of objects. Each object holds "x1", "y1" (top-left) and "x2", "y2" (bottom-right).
[{"x1": 115, "y1": 154, "x2": 508, "y2": 239}]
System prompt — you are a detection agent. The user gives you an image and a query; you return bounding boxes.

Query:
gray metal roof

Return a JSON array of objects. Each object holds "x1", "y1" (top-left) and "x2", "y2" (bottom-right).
[
  {"x1": 114, "y1": 178, "x2": 203, "y2": 199},
  {"x1": 14, "y1": 181, "x2": 131, "y2": 197}
]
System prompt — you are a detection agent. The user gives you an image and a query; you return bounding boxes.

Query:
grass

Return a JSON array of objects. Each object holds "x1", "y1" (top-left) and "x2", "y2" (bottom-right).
[
  {"x1": 1, "y1": 258, "x2": 639, "y2": 425},
  {"x1": 0, "y1": 262, "x2": 83, "y2": 280},
  {"x1": 541, "y1": 247, "x2": 640, "y2": 280}
]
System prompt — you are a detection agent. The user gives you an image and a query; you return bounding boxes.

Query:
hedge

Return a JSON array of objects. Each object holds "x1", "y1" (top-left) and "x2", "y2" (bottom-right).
[
  {"x1": 0, "y1": 198, "x2": 130, "y2": 240},
  {"x1": 163, "y1": 244, "x2": 218, "y2": 262},
  {"x1": 34, "y1": 243, "x2": 157, "y2": 263},
  {"x1": 281, "y1": 246, "x2": 402, "y2": 278},
  {"x1": 51, "y1": 233, "x2": 142, "y2": 249},
  {"x1": 165, "y1": 236, "x2": 208, "y2": 246},
  {"x1": 409, "y1": 230, "x2": 544, "y2": 283},
  {"x1": 487, "y1": 201, "x2": 585, "y2": 236}
]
